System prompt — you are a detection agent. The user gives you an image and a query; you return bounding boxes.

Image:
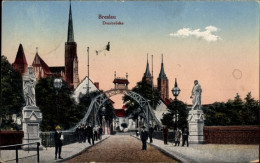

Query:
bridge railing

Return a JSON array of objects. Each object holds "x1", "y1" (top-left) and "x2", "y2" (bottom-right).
[
  {"x1": 0, "y1": 142, "x2": 40, "y2": 163},
  {"x1": 153, "y1": 131, "x2": 175, "y2": 142},
  {"x1": 40, "y1": 131, "x2": 77, "y2": 147}
]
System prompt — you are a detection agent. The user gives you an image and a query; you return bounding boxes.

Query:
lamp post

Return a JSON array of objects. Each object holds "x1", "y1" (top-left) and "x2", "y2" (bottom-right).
[
  {"x1": 173, "y1": 110, "x2": 179, "y2": 130},
  {"x1": 171, "y1": 78, "x2": 180, "y2": 130},
  {"x1": 171, "y1": 78, "x2": 180, "y2": 100},
  {"x1": 53, "y1": 78, "x2": 62, "y2": 123}
]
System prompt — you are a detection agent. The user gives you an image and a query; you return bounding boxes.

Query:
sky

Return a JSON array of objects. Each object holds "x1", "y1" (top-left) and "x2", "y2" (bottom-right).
[{"x1": 2, "y1": 1, "x2": 259, "y2": 108}]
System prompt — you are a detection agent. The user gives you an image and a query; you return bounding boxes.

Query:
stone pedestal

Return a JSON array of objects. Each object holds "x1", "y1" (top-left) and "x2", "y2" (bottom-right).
[
  {"x1": 187, "y1": 109, "x2": 204, "y2": 144},
  {"x1": 22, "y1": 106, "x2": 43, "y2": 150}
]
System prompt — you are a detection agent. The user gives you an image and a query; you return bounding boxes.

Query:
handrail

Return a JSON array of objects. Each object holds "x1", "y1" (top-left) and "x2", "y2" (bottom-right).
[
  {"x1": 0, "y1": 142, "x2": 38, "y2": 149},
  {"x1": 0, "y1": 142, "x2": 40, "y2": 163}
]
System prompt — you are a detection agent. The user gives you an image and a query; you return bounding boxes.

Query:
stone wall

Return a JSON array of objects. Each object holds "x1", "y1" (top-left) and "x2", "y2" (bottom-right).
[{"x1": 204, "y1": 126, "x2": 260, "y2": 144}]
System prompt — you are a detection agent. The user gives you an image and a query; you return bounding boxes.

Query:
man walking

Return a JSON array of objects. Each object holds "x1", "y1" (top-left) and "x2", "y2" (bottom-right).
[
  {"x1": 54, "y1": 125, "x2": 63, "y2": 160},
  {"x1": 148, "y1": 124, "x2": 154, "y2": 143},
  {"x1": 182, "y1": 127, "x2": 189, "y2": 147},
  {"x1": 86, "y1": 123, "x2": 94, "y2": 145},
  {"x1": 162, "y1": 125, "x2": 168, "y2": 145},
  {"x1": 140, "y1": 126, "x2": 148, "y2": 150}
]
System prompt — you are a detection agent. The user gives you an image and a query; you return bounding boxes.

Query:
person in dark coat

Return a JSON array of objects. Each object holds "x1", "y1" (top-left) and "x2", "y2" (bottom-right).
[
  {"x1": 162, "y1": 125, "x2": 168, "y2": 145},
  {"x1": 99, "y1": 126, "x2": 103, "y2": 140},
  {"x1": 94, "y1": 126, "x2": 98, "y2": 141},
  {"x1": 148, "y1": 124, "x2": 154, "y2": 143},
  {"x1": 86, "y1": 123, "x2": 94, "y2": 145},
  {"x1": 140, "y1": 126, "x2": 148, "y2": 150},
  {"x1": 182, "y1": 127, "x2": 189, "y2": 147},
  {"x1": 54, "y1": 125, "x2": 63, "y2": 160},
  {"x1": 75, "y1": 126, "x2": 81, "y2": 143}
]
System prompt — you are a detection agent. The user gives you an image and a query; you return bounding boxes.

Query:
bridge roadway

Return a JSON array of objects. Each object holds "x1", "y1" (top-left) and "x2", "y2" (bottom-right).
[{"x1": 67, "y1": 135, "x2": 178, "y2": 162}]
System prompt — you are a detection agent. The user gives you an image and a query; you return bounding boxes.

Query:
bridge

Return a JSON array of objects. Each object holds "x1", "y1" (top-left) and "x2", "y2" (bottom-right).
[{"x1": 67, "y1": 87, "x2": 162, "y2": 132}]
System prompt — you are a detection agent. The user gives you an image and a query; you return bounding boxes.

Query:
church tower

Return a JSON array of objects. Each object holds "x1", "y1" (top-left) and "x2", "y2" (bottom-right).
[
  {"x1": 142, "y1": 54, "x2": 153, "y2": 85},
  {"x1": 12, "y1": 44, "x2": 28, "y2": 77},
  {"x1": 157, "y1": 54, "x2": 169, "y2": 100},
  {"x1": 65, "y1": 1, "x2": 79, "y2": 89}
]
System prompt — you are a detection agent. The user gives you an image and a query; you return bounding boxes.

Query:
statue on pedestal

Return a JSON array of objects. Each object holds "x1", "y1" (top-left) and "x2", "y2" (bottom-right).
[
  {"x1": 188, "y1": 80, "x2": 204, "y2": 144},
  {"x1": 190, "y1": 80, "x2": 202, "y2": 110},
  {"x1": 22, "y1": 66, "x2": 42, "y2": 150},
  {"x1": 23, "y1": 67, "x2": 36, "y2": 106}
]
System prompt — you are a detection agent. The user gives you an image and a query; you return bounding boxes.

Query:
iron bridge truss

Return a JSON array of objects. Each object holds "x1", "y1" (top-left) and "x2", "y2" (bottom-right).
[{"x1": 66, "y1": 88, "x2": 162, "y2": 131}]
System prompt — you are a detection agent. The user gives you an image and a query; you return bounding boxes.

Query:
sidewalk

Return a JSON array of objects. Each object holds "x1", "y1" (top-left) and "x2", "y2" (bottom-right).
[
  {"x1": 133, "y1": 135, "x2": 259, "y2": 163},
  {"x1": 0, "y1": 135, "x2": 109, "y2": 163}
]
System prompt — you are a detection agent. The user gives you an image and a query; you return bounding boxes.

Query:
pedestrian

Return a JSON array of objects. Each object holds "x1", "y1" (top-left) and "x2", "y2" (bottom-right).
[
  {"x1": 174, "y1": 128, "x2": 182, "y2": 146},
  {"x1": 148, "y1": 124, "x2": 154, "y2": 143},
  {"x1": 162, "y1": 125, "x2": 168, "y2": 145},
  {"x1": 54, "y1": 125, "x2": 63, "y2": 160},
  {"x1": 140, "y1": 126, "x2": 148, "y2": 150},
  {"x1": 75, "y1": 126, "x2": 81, "y2": 143},
  {"x1": 182, "y1": 127, "x2": 189, "y2": 147},
  {"x1": 83, "y1": 124, "x2": 87, "y2": 143},
  {"x1": 86, "y1": 123, "x2": 94, "y2": 145},
  {"x1": 94, "y1": 125, "x2": 98, "y2": 141},
  {"x1": 99, "y1": 126, "x2": 103, "y2": 140}
]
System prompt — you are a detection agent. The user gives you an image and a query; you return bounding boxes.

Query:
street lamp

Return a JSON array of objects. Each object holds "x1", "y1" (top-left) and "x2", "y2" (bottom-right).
[
  {"x1": 173, "y1": 110, "x2": 179, "y2": 130},
  {"x1": 171, "y1": 78, "x2": 180, "y2": 100},
  {"x1": 53, "y1": 78, "x2": 62, "y2": 94},
  {"x1": 53, "y1": 78, "x2": 62, "y2": 124}
]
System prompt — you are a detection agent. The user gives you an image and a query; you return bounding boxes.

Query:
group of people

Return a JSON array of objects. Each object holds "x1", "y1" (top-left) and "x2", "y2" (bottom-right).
[
  {"x1": 75, "y1": 123, "x2": 103, "y2": 145},
  {"x1": 162, "y1": 125, "x2": 190, "y2": 147},
  {"x1": 54, "y1": 123, "x2": 104, "y2": 160},
  {"x1": 139, "y1": 125, "x2": 190, "y2": 151}
]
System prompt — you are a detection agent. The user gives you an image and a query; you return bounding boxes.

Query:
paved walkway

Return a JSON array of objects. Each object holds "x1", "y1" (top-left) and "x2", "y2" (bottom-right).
[
  {"x1": 0, "y1": 135, "x2": 109, "y2": 163},
  {"x1": 0, "y1": 134, "x2": 259, "y2": 163},
  {"x1": 132, "y1": 135, "x2": 259, "y2": 163},
  {"x1": 67, "y1": 135, "x2": 177, "y2": 162}
]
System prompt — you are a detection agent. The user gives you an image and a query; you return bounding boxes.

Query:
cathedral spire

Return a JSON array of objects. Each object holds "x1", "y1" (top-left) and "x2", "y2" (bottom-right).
[
  {"x1": 144, "y1": 53, "x2": 152, "y2": 77},
  {"x1": 158, "y1": 54, "x2": 167, "y2": 79},
  {"x1": 67, "y1": 0, "x2": 74, "y2": 42}
]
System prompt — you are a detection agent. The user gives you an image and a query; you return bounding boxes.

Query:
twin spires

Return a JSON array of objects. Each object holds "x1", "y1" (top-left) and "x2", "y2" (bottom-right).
[{"x1": 67, "y1": 0, "x2": 74, "y2": 42}]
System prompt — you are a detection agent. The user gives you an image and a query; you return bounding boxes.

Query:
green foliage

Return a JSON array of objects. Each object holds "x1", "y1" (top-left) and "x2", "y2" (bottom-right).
[
  {"x1": 123, "y1": 81, "x2": 160, "y2": 120},
  {"x1": 161, "y1": 99, "x2": 188, "y2": 130},
  {"x1": 204, "y1": 92, "x2": 259, "y2": 126},
  {"x1": 1, "y1": 55, "x2": 24, "y2": 130},
  {"x1": 36, "y1": 77, "x2": 84, "y2": 131}
]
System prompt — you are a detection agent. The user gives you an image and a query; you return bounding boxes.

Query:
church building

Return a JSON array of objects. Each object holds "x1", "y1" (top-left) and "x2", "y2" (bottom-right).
[
  {"x1": 141, "y1": 54, "x2": 169, "y2": 101},
  {"x1": 12, "y1": 2, "x2": 79, "y2": 89}
]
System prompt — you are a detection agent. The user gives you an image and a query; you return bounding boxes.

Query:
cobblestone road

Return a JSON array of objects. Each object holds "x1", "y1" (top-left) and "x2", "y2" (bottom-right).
[{"x1": 67, "y1": 135, "x2": 177, "y2": 162}]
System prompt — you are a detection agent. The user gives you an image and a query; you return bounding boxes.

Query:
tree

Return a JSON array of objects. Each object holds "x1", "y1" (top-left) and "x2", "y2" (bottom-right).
[
  {"x1": 35, "y1": 77, "x2": 84, "y2": 131},
  {"x1": 123, "y1": 81, "x2": 160, "y2": 120},
  {"x1": 1, "y1": 55, "x2": 24, "y2": 130},
  {"x1": 161, "y1": 99, "x2": 188, "y2": 130},
  {"x1": 204, "y1": 93, "x2": 260, "y2": 126}
]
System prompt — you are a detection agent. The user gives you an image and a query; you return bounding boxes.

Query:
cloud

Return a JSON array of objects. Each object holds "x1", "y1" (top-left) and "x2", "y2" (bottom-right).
[{"x1": 169, "y1": 26, "x2": 222, "y2": 42}]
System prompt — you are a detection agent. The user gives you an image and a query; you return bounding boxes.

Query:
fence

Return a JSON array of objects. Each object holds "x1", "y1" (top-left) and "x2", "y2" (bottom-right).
[
  {"x1": 204, "y1": 126, "x2": 260, "y2": 144},
  {"x1": 0, "y1": 142, "x2": 40, "y2": 163},
  {"x1": 40, "y1": 131, "x2": 78, "y2": 147}
]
